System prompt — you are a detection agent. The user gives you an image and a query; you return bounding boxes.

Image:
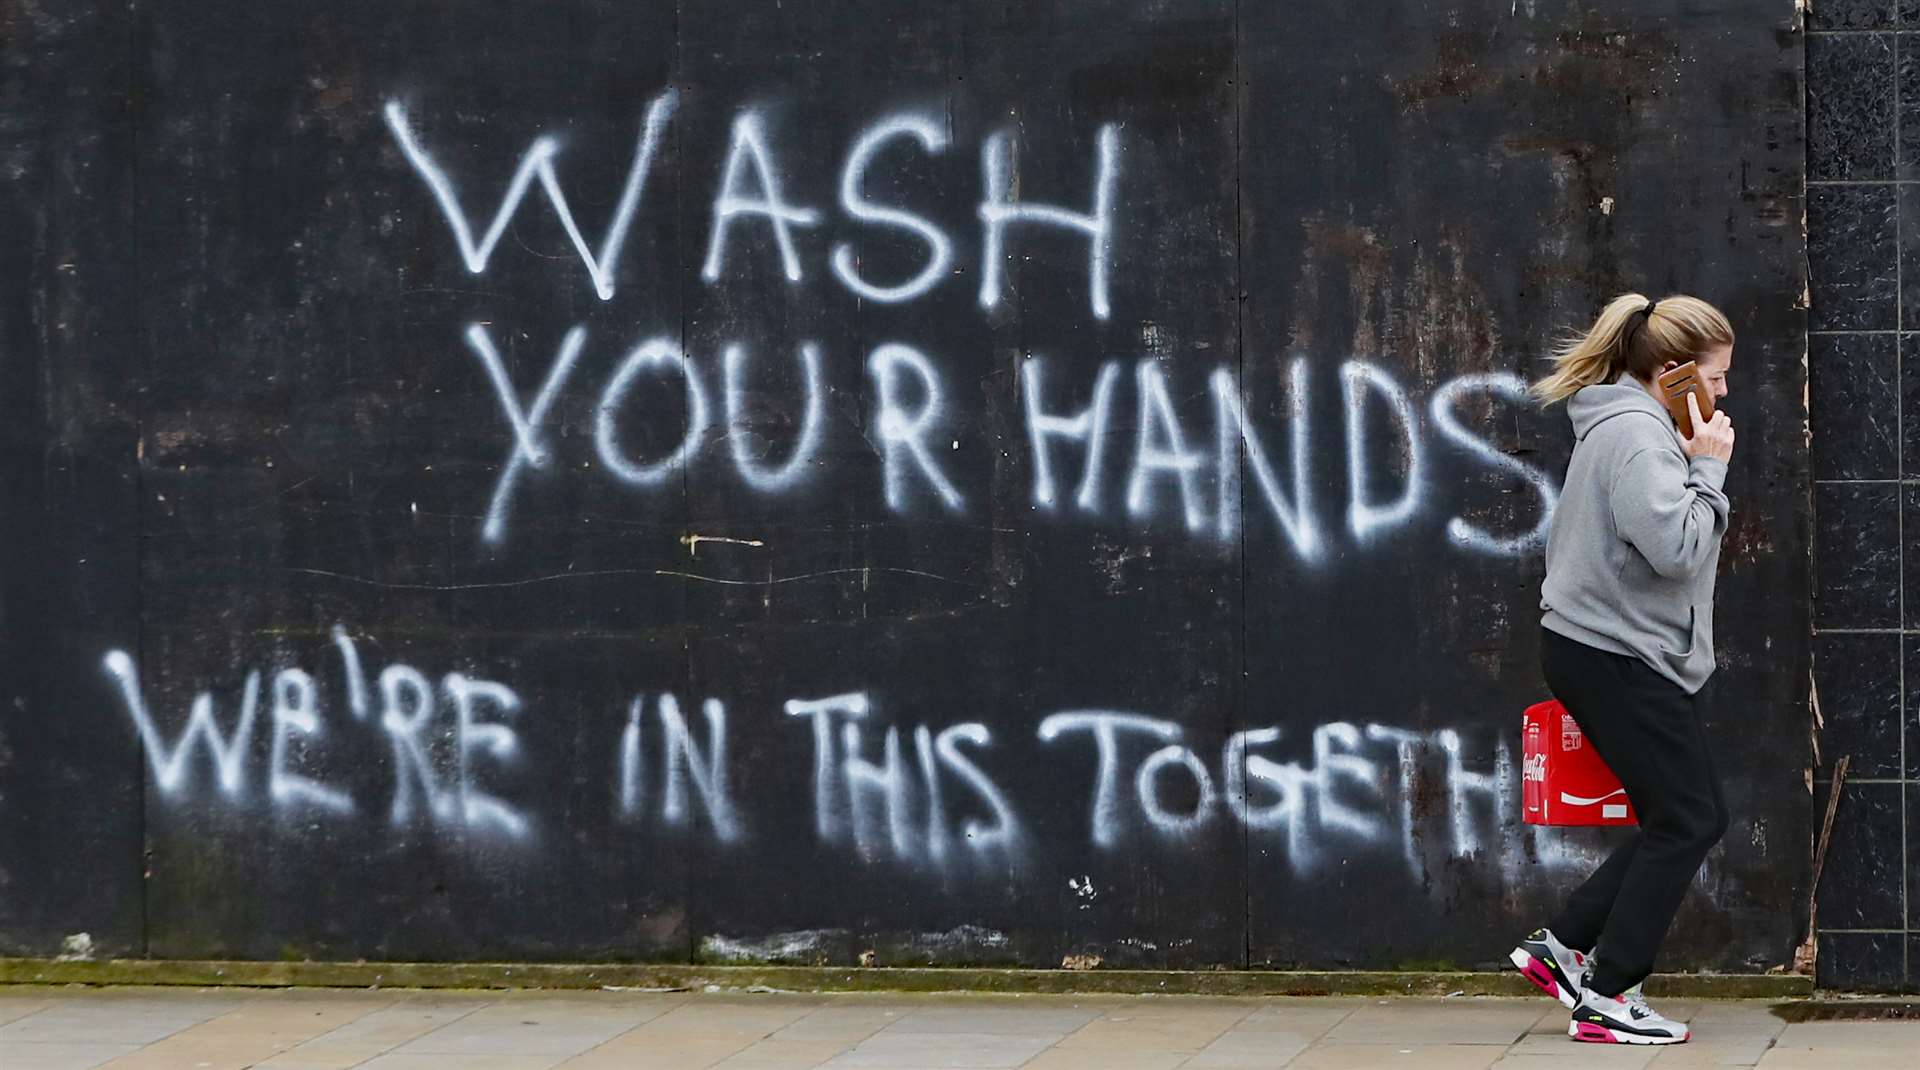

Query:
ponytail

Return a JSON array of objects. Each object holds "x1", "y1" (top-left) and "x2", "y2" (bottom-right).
[{"x1": 1532, "y1": 292, "x2": 1735, "y2": 406}]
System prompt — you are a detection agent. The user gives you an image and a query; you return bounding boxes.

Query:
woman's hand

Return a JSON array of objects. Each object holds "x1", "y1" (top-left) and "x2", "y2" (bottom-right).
[{"x1": 1683, "y1": 394, "x2": 1734, "y2": 463}]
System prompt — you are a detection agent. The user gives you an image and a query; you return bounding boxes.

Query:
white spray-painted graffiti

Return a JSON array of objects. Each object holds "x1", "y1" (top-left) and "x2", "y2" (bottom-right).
[
  {"x1": 831, "y1": 114, "x2": 952, "y2": 303},
  {"x1": 382, "y1": 92, "x2": 679, "y2": 302},
  {"x1": 620, "y1": 693, "x2": 740, "y2": 842},
  {"x1": 382, "y1": 101, "x2": 1558, "y2": 554},
  {"x1": 106, "y1": 637, "x2": 531, "y2": 838},
  {"x1": 454, "y1": 327, "x2": 1555, "y2": 554},
  {"x1": 104, "y1": 94, "x2": 1610, "y2": 906},
  {"x1": 385, "y1": 99, "x2": 1114, "y2": 316},
  {"x1": 104, "y1": 635, "x2": 1624, "y2": 885}
]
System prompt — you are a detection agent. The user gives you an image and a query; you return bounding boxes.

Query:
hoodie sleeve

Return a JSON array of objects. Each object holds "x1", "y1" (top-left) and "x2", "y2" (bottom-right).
[{"x1": 1609, "y1": 447, "x2": 1730, "y2": 581}]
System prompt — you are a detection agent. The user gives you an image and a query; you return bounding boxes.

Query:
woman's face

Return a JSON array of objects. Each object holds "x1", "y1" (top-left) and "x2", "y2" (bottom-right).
[{"x1": 1694, "y1": 343, "x2": 1734, "y2": 401}]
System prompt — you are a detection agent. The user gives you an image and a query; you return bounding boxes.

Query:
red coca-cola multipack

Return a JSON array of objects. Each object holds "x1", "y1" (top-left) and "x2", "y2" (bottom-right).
[{"x1": 1522, "y1": 699, "x2": 1638, "y2": 827}]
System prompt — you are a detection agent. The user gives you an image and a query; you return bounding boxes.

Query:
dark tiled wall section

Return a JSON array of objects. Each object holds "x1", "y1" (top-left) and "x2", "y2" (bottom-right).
[{"x1": 1809, "y1": 1, "x2": 1915, "y2": 992}]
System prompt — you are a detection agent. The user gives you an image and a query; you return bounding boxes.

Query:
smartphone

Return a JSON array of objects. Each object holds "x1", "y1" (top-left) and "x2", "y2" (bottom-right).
[{"x1": 1655, "y1": 362, "x2": 1715, "y2": 438}]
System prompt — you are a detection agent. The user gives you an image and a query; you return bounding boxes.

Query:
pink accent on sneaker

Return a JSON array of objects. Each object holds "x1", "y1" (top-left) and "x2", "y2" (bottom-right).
[
  {"x1": 1573, "y1": 1023, "x2": 1619, "y2": 1044},
  {"x1": 1520, "y1": 957, "x2": 1560, "y2": 1000}
]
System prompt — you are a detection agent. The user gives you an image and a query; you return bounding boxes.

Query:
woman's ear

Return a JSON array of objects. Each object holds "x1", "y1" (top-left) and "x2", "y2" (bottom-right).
[{"x1": 1662, "y1": 360, "x2": 1680, "y2": 373}]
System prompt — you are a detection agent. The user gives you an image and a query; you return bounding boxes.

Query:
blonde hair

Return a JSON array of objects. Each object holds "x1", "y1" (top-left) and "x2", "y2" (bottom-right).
[{"x1": 1532, "y1": 293, "x2": 1735, "y2": 405}]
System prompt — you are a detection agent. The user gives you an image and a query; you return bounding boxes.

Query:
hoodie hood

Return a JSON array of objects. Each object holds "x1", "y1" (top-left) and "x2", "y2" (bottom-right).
[
  {"x1": 1566, "y1": 381, "x2": 1676, "y2": 442},
  {"x1": 1542, "y1": 377, "x2": 1731, "y2": 695}
]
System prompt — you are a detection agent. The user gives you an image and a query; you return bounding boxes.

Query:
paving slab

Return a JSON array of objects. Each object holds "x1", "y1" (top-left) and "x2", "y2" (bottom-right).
[
  {"x1": 1321, "y1": 1000, "x2": 1545, "y2": 1046},
  {"x1": 1, "y1": 1042, "x2": 144, "y2": 1070},
  {"x1": 0, "y1": 988, "x2": 1912, "y2": 1069}
]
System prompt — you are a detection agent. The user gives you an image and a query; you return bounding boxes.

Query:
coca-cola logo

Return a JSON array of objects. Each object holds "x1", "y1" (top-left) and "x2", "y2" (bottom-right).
[{"x1": 1523, "y1": 754, "x2": 1547, "y2": 782}]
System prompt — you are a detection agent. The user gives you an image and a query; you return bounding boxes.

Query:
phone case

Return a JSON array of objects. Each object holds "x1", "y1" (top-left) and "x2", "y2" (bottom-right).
[{"x1": 1655, "y1": 363, "x2": 1714, "y2": 437}]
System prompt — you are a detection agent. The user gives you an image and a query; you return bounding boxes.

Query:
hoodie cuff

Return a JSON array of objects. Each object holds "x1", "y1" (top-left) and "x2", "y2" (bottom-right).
[{"x1": 1688, "y1": 455, "x2": 1729, "y2": 491}]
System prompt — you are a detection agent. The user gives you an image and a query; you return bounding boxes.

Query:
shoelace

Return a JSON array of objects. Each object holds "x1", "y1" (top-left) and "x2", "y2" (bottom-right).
[{"x1": 1619, "y1": 986, "x2": 1654, "y2": 1019}]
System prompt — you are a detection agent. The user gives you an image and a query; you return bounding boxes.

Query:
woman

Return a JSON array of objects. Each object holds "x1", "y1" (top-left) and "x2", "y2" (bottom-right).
[{"x1": 1506, "y1": 293, "x2": 1737, "y2": 1046}]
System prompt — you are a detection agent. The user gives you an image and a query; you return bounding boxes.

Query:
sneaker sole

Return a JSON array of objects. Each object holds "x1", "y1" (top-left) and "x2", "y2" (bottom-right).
[
  {"x1": 1508, "y1": 947, "x2": 1577, "y2": 1009},
  {"x1": 1568, "y1": 1020, "x2": 1689, "y2": 1045}
]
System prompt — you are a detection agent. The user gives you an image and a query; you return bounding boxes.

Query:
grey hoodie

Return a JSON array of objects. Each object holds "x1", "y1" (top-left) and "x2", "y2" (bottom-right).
[{"x1": 1540, "y1": 381, "x2": 1730, "y2": 694}]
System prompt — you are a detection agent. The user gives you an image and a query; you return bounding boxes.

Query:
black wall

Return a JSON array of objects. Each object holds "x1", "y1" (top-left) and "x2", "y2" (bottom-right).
[
  {"x1": 1806, "y1": 0, "x2": 1920, "y2": 992},
  {"x1": 0, "y1": 1, "x2": 1808, "y2": 974}
]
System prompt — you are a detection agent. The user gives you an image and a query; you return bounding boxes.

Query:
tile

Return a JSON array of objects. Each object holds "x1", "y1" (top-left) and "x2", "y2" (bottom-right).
[
  {"x1": 1320, "y1": 1001, "x2": 1540, "y2": 1046},
  {"x1": 199, "y1": 995, "x2": 393, "y2": 1024},
  {"x1": 1756, "y1": 1047, "x2": 1920, "y2": 1069},
  {"x1": 1492, "y1": 1047, "x2": 1657, "y2": 1069},
  {"x1": 1533, "y1": 1002, "x2": 1643, "y2": 1040},
  {"x1": 556, "y1": 1032, "x2": 756, "y2": 1069},
  {"x1": 179, "y1": 995, "x2": 394, "y2": 1042},
  {"x1": 0, "y1": 1043, "x2": 143, "y2": 1070},
  {"x1": 390, "y1": 1018, "x2": 635, "y2": 1057},
  {"x1": 770, "y1": 1004, "x2": 911, "y2": 1043},
  {"x1": 1813, "y1": 929, "x2": 1907, "y2": 990},
  {"x1": 397, "y1": 994, "x2": 658, "y2": 1051},
  {"x1": 1811, "y1": 632, "x2": 1903, "y2": 778},
  {"x1": 1758, "y1": 1045, "x2": 1920, "y2": 1060},
  {"x1": 707, "y1": 1039, "x2": 853, "y2": 1069},
  {"x1": 38, "y1": 993, "x2": 253, "y2": 1017},
  {"x1": 1809, "y1": 33, "x2": 1895, "y2": 181},
  {"x1": 1810, "y1": 334, "x2": 1899, "y2": 480},
  {"x1": 1816, "y1": 782, "x2": 1905, "y2": 928},
  {"x1": 1907, "y1": 0, "x2": 1920, "y2": 26},
  {"x1": 1904, "y1": 185, "x2": 1920, "y2": 327},
  {"x1": 1809, "y1": 185, "x2": 1897, "y2": 332},
  {"x1": 1180, "y1": 1028, "x2": 1309, "y2": 1067},
  {"x1": 1057, "y1": 1002, "x2": 1252, "y2": 1052},
  {"x1": 1813, "y1": 482, "x2": 1901, "y2": 628},
  {"x1": 1645, "y1": 1032, "x2": 1780, "y2": 1066},
  {"x1": 818, "y1": 1030, "x2": 1054, "y2": 1068},
  {"x1": 1812, "y1": 0, "x2": 1895, "y2": 29},
  {"x1": 1020, "y1": 1050, "x2": 1190, "y2": 1070},
  {"x1": 95, "y1": 1040, "x2": 302, "y2": 1070},
  {"x1": 1910, "y1": 793, "x2": 1920, "y2": 928},
  {"x1": 1909, "y1": 491, "x2": 1920, "y2": 628},
  {"x1": 253, "y1": 1043, "x2": 400, "y2": 1068},
  {"x1": 0, "y1": 998, "x2": 235, "y2": 1024},
  {"x1": 354, "y1": 1056, "x2": 566, "y2": 1070},
  {"x1": 1903, "y1": 337, "x2": 1920, "y2": 482},
  {"x1": 306, "y1": 1001, "x2": 489, "y2": 1046},
  {"x1": 1902, "y1": 36, "x2": 1920, "y2": 177},
  {"x1": 1229, "y1": 1001, "x2": 1359, "y2": 1037},
  {"x1": 552, "y1": 991, "x2": 829, "y2": 1060},
  {"x1": 1285, "y1": 1045, "x2": 1507, "y2": 1070},
  {"x1": 0, "y1": 1010, "x2": 209, "y2": 1046},
  {"x1": 883, "y1": 1002, "x2": 1100, "y2": 1035},
  {"x1": 1640, "y1": 1002, "x2": 1702, "y2": 1024},
  {"x1": 639, "y1": 996, "x2": 823, "y2": 1037},
  {"x1": 1683, "y1": 1001, "x2": 1790, "y2": 1038},
  {"x1": 0, "y1": 997, "x2": 56, "y2": 1027},
  {"x1": 1775, "y1": 1019, "x2": 1920, "y2": 1048},
  {"x1": 96, "y1": 1031, "x2": 326, "y2": 1068},
  {"x1": 1524, "y1": 1004, "x2": 1571, "y2": 1034}
]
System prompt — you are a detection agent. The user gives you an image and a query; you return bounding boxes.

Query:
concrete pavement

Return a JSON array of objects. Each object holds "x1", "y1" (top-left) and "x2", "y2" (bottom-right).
[{"x1": 0, "y1": 986, "x2": 1911, "y2": 1069}]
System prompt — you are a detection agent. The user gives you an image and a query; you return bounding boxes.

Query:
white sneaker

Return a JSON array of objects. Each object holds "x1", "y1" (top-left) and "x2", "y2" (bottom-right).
[
  {"x1": 1508, "y1": 927, "x2": 1590, "y2": 1009},
  {"x1": 1569, "y1": 984, "x2": 1690, "y2": 1045}
]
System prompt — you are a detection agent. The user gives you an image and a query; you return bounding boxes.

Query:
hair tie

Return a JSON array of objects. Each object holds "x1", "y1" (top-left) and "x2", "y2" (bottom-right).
[{"x1": 1624, "y1": 298, "x2": 1658, "y2": 354}]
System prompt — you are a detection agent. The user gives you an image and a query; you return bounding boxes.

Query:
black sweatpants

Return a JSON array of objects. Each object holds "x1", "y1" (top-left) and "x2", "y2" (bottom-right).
[{"x1": 1539, "y1": 626, "x2": 1730, "y2": 998}]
